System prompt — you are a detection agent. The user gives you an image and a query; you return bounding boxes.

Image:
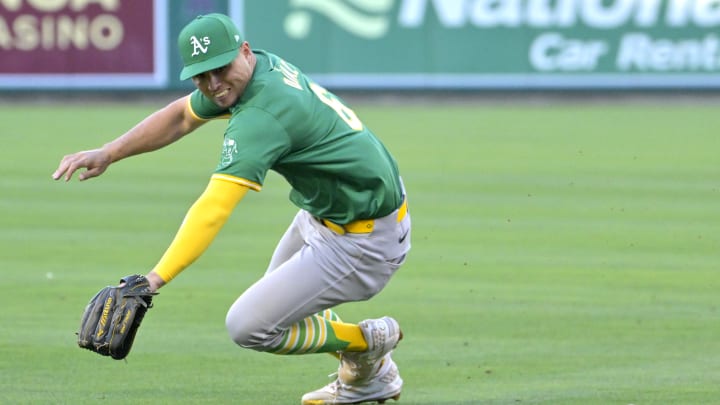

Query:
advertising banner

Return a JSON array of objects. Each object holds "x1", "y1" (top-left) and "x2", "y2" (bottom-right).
[
  {"x1": 0, "y1": 0, "x2": 167, "y2": 88},
  {"x1": 236, "y1": 0, "x2": 720, "y2": 89},
  {"x1": 2, "y1": 1, "x2": 718, "y2": 91}
]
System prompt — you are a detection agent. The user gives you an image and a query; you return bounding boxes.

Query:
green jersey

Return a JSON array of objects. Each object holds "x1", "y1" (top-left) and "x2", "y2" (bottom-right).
[{"x1": 189, "y1": 50, "x2": 402, "y2": 224}]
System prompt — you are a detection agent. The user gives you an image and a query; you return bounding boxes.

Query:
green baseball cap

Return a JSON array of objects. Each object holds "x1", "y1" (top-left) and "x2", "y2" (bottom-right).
[{"x1": 178, "y1": 13, "x2": 243, "y2": 80}]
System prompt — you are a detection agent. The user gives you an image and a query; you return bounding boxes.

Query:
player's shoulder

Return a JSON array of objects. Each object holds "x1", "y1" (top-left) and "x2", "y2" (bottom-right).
[
  {"x1": 188, "y1": 90, "x2": 231, "y2": 120},
  {"x1": 237, "y1": 50, "x2": 314, "y2": 120},
  {"x1": 250, "y1": 50, "x2": 308, "y2": 97}
]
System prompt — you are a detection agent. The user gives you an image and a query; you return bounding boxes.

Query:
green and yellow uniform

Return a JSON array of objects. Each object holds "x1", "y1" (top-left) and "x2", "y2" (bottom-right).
[
  {"x1": 190, "y1": 50, "x2": 403, "y2": 224},
  {"x1": 154, "y1": 17, "x2": 411, "y2": 357}
]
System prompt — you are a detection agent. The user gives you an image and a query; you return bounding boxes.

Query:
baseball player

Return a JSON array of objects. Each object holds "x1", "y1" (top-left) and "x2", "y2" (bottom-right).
[{"x1": 52, "y1": 13, "x2": 411, "y2": 404}]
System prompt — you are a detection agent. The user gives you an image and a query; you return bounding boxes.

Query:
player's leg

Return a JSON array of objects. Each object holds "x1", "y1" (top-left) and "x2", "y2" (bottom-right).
[
  {"x1": 226, "y1": 261, "x2": 404, "y2": 404},
  {"x1": 225, "y1": 204, "x2": 410, "y2": 403},
  {"x1": 224, "y1": 208, "x2": 408, "y2": 353},
  {"x1": 264, "y1": 210, "x2": 354, "y2": 338},
  {"x1": 264, "y1": 210, "x2": 347, "y2": 329},
  {"x1": 259, "y1": 210, "x2": 360, "y2": 368},
  {"x1": 224, "y1": 215, "x2": 400, "y2": 353},
  {"x1": 254, "y1": 210, "x2": 352, "y2": 353},
  {"x1": 300, "y1": 208, "x2": 411, "y2": 404}
]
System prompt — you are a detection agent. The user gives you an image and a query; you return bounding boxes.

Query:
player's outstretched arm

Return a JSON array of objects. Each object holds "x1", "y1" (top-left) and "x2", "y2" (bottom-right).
[
  {"x1": 144, "y1": 178, "x2": 250, "y2": 291},
  {"x1": 52, "y1": 95, "x2": 203, "y2": 182}
]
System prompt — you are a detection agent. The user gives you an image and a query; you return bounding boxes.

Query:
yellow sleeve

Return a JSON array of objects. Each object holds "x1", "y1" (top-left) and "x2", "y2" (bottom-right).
[{"x1": 152, "y1": 177, "x2": 249, "y2": 283}]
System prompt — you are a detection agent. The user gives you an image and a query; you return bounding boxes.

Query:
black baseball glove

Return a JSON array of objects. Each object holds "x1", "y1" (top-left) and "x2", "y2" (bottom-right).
[{"x1": 77, "y1": 274, "x2": 157, "y2": 360}]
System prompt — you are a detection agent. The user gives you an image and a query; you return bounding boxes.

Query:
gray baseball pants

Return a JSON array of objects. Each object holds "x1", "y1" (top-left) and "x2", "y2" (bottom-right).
[{"x1": 225, "y1": 197, "x2": 411, "y2": 351}]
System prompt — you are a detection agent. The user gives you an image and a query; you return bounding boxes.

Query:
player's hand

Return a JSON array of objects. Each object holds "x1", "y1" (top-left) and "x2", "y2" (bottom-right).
[{"x1": 52, "y1": 148, "x2": 112, "y2": 182}]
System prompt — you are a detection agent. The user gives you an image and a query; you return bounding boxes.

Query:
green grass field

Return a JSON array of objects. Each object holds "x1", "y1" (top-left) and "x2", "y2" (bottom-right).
[{"x1": 1, "y1": 99, "x2": 719, "y2": 404}]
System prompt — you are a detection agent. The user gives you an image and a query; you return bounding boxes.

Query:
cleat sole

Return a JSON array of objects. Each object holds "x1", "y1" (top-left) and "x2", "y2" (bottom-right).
[
  {"x1": 378, "y1": 393, "x2": 400, "y2": 404},
  {"x1": 376, "y1": 392, "x2": 401, "y2": 404}
]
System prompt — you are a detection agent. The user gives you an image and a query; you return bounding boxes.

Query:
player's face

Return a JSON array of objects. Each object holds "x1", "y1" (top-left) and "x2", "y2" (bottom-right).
[{"x1": 192, "y1": 42, "x2": 256, "y2": 109}]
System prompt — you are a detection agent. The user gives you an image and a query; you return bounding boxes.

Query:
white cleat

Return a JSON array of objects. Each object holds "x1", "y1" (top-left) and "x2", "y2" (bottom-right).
[
  {"x1": 301, "y1": 354, "x2": 402, "y2": 405},
  {"x1": 356, "y1": 317, "x2": 403, "y2": 362},
  {"x1": 302, "y1": 317, "x2": 404, "y2": 405}
]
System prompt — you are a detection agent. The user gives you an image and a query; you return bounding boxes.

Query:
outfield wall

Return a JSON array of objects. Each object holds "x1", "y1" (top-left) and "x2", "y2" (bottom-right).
[{"x1": 1, "y1": 0, "x2": 719, "y2": 91}]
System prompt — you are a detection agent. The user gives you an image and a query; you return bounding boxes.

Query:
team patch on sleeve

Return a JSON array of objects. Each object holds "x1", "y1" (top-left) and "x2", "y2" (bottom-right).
[{"x1": 211, "y1": 173, "x2": 262, "y2": 191}]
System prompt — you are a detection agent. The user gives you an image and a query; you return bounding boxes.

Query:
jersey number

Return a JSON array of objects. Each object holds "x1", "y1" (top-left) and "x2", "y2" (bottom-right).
[{"x1": 309, "y1": 83, "x2": 363, "y2": 131}]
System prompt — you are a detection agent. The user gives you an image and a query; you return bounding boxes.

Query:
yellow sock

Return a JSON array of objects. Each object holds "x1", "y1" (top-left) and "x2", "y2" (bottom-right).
[{"x1": 328, "y1": 320, "x2": 368, "y2": 352}]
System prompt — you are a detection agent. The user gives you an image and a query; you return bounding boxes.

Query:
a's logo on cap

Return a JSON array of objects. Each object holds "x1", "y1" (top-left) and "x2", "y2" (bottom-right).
[{"x1": 190, "y1": 35, "x2": 211, "y2": 56}]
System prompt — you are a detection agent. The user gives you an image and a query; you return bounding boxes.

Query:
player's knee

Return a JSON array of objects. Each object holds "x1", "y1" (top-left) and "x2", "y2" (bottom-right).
[
  {"x1": 225, "y1": 309, "x2": 271, "y2": 350},
  {"x1": 225, "y1": 310, "x2": 252, "y2": 346}
]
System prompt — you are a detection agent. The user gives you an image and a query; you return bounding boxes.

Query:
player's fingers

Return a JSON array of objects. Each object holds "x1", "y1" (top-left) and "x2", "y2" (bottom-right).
[
  {"x1": 60, "y1": 154, "x2": 90, "y2": 182},
  {"x1": 51, "y1": 166, "x2": 65, "y2": 180},
  {"x1": 53, "y1": 150, "x2": 109, "y2": 182},
  {"x1": 78, "y1": 165, "x2": 106, "y2": 181},
  {"x1": 52, "y1": 155, "x2": 73, "y2": 180},
  {"x1": 62, "y1": 161, "x2": 82, "y2": 182}
]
